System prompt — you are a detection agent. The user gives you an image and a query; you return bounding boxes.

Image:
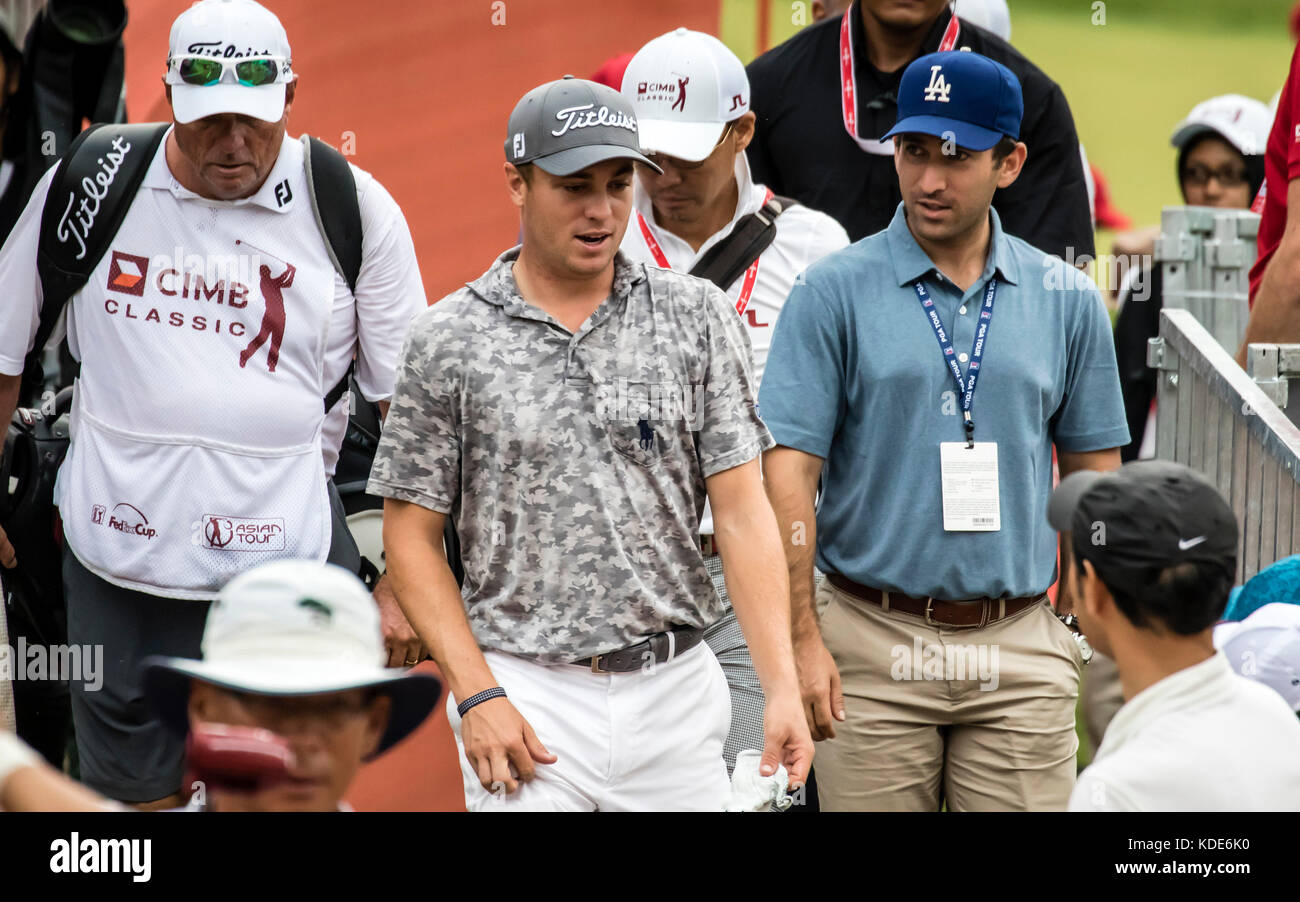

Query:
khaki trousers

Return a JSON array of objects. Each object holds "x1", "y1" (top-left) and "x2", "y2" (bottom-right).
[{"x1": 815, "y1": 578, "x2": 1083, "y2": 811}]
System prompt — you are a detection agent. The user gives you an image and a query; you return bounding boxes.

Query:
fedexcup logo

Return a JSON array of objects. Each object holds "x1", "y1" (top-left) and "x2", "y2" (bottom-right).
[{"x1": 551, "y1": 103, "x2": 638, "y2": 137}]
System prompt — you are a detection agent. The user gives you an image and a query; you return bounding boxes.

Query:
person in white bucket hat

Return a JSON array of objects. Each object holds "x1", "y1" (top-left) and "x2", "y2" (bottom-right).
[{"x1": 141, "y1": 560, "x2": 442, "y2": 812}]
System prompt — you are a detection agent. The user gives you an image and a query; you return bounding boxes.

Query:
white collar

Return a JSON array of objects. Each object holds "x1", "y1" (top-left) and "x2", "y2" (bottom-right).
[
  {"x1": 633, "y1": 153, "x2": 771, "y2": 259},
  {"x1": 1093, "y1": 651, "x2": 1235, "y2": 762},
  {"x1": 141, "y1": 126, "x2": 301, "y2": 213}
]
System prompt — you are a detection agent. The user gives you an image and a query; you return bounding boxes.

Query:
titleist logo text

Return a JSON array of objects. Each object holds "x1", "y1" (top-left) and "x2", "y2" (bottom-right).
[
  {"x1": 56, "y1": 136, "x2": 132, "y2": 261},
  {"x1": 551, "y1": 103, "x2": 637, "y2": 137}
]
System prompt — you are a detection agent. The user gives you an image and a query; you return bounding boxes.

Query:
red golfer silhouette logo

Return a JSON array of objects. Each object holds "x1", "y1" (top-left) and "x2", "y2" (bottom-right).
[
  {"x1": 239, "y1": 260, "x2": 296, "y2": 372},
  {"x1": 205, "y1": 516, "x2": 234, "y2": 548},
  {"x1": 672, "y1": 76, "x2": 689, "y2": 112}
]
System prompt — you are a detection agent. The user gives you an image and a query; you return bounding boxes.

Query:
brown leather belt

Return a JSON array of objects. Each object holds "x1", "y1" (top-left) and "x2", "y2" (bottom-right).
[{"x1": 826, "y1": 573, "x2": 1043, "y2": 629}]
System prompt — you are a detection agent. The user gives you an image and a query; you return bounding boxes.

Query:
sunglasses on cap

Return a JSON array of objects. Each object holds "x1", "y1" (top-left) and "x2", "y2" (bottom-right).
[{"x1": 165, "y1": 55, "x2": 293, "y2": 88}]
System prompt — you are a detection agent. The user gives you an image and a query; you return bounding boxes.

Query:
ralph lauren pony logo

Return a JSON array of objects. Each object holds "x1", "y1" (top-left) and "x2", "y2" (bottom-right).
[{"x1": 636, "y1": 418, "x2": 657, "y2": 452}]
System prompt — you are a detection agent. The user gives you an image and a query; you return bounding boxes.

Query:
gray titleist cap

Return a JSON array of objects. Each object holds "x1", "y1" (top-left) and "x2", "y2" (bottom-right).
[{"x1": 505, "y1": 75, "x2": 662, "y2": 176}]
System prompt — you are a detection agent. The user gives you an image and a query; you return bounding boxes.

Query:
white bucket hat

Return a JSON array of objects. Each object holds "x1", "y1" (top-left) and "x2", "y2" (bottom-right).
[{"x1": 143, "y1": 560, "x2": 441, "y2": 755}]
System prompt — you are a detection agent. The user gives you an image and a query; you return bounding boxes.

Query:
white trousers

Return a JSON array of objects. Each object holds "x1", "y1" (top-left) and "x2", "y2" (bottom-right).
[{"x1": 449, "y1": 642, "x2": 732, "y2": 811}]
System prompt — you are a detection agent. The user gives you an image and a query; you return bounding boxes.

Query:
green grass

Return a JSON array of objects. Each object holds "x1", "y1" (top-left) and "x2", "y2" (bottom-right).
[{"x1": 1013, "y1": 8, "x2": 1292, "y2": 253}]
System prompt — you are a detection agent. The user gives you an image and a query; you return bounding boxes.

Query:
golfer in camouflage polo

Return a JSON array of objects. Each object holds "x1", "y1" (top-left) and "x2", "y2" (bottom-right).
[{"x1": 369, "y1": 77, "x2": 812, "y2": 811}]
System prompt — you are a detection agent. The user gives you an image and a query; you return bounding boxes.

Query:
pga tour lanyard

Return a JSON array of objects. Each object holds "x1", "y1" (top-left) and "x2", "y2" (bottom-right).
[
  {"x1": 913, "y1": 276, "x2": 997, "y2": 448},
  {"x1": 635, "y1": 187, "x2": 774, "y2": 316},
  {"x1": 840, "y1": 7, "x2": 960, "y2": 154}
]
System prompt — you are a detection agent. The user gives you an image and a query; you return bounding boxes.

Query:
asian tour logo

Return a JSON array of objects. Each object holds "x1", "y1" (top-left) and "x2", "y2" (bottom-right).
[{"x1": 194, "y1": 515, "x2": 286, "y2": 552}]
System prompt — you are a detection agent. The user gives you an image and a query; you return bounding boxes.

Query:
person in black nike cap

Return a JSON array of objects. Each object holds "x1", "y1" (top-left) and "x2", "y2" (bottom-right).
[{"x1": 1049, "y1": 460, "x2": 1300, "y2": 811}]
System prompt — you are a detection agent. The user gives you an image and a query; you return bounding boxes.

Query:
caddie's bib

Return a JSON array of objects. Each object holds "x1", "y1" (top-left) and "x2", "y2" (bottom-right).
[{"x1": 55, "y1": 137, "x2": 338, "y2": 599}]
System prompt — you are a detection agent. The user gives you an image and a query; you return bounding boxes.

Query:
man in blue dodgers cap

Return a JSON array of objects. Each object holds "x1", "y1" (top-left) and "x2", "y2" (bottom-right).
[{"x1": 760, "y1": 51, "x2": 1129, "y2": 810}]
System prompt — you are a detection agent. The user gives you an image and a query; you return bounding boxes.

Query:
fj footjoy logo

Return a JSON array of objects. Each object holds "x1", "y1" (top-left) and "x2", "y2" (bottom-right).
[
  {"x1": 923, "y1": 65, "x2": 952, "y2": 102},
  {"x1": 194, "y1": 515, "x2": 286, "y2": 551},
  {"x1": 512, "y1": 132, "x2": 526, "y2": 159},
  {"x1": 106, "y1": 250, "x2": 150, "y2": 296},
  {"x1": 98, "y1": 502, "x2": 157, "y2": 540},
  {"x1": 273, "y1": 178, "x2": 293, "y2": 207}
]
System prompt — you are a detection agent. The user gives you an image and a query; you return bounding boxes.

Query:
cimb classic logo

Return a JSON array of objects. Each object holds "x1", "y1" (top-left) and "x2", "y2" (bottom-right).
[{"x1": 49, "y1": 833, "x2": 151, "y2": 883}]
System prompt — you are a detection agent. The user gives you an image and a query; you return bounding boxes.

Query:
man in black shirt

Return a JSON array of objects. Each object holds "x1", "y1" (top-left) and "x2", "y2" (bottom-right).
[{"x1": 746, "y1": 0, "x2": 1093, "y2": 258}]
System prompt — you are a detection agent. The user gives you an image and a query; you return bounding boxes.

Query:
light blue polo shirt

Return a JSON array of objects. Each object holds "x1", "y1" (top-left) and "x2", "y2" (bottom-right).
[{"x1": 759, "y1": 203, "x2": 1129, "y2": 599}]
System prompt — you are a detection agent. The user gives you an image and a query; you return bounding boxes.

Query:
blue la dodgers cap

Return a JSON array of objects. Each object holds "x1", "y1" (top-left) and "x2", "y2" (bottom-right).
[{"x1": 883, "y1": 51, "x2": 1023, "y2": 152}]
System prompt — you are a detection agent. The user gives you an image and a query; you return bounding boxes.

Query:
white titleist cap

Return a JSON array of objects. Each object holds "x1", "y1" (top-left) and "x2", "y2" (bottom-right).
[
  {"x1": 621, "y1": 27, "x2": 750, "y2": 162},
  {"x1": 1170, "y1": 94, "x2": 1273, "y2": 159},
  {"x1": 166, "y1": 0, "x2": 294, "y2": 125}
]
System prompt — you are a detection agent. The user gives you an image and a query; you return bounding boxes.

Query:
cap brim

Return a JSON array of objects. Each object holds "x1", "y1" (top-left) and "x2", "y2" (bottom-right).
[
  {"x1": 1047, "y1": 470, "x2": 1108, "y2": 532},
  {"x1": 635, "y1": 119, "x2": 727, "y2": 162},
  {"x1": 171, "y1": 83, "x2": 287, "y2": 125},
  {"x1": 141, "y1": 656, "x2": 442, "y2": 757},
  {"x1": 534, "y1": 143, "x2": 662, "y2": 176},
  {"x1": 882, "y1": 115, "x2": 1004, "y2": 152}
]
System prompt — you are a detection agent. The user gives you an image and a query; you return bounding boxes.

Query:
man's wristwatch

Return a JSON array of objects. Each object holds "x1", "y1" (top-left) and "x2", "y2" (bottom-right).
[{"x1": 1057, "y1": 613, "x2": 1095, "y2": 665}]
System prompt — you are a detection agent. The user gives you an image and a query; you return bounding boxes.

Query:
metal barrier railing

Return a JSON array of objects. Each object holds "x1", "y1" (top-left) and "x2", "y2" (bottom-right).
[
  {"x1": 1157, "y1": 206, "x2": 1258, "y2": 352},
  {"x1": 1149, "y1": 308, "x2": 1300, "y2": 584}
]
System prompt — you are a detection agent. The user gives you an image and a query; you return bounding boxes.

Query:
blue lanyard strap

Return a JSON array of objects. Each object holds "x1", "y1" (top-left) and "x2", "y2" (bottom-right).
[{"x1": 912, "y1": 276, "x2": 998, "y2": 447}]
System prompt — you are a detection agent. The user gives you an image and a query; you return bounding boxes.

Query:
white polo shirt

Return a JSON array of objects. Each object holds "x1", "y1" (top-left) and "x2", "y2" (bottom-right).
[
  {"x1": 1070, "y1": 651, "x2": 1300, "y2": 811},
  {"x1": 620, "y1": 153, "x2": 848, "y2": 535},
  {"x1": 0, "y1": 128, "x2": 426, "y2": 599},
  {"x1": 620, "y1": 153, "x2": 849, "y2": 386}
]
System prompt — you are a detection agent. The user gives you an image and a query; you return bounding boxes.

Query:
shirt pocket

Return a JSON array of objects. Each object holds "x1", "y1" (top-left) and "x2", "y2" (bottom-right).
[{"x1": 600, "y1": 376, "x2": 700, "y2": 469}]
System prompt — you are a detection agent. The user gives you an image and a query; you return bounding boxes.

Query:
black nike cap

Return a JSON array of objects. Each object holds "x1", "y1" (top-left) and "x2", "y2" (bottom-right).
[{"x1": 1048, "y1": 460, "x2": 1238, "y2": 584}]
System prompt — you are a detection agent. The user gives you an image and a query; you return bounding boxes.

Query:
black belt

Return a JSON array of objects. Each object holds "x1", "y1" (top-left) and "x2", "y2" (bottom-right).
[{"x1": 571, "y1": 627, "x2": 705, "y2": 673}]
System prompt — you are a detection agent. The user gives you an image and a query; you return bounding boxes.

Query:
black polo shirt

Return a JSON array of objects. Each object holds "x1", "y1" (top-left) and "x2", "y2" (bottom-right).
[{"x1": 745, "y1": 5, "x2": 1094, "y2": 258}]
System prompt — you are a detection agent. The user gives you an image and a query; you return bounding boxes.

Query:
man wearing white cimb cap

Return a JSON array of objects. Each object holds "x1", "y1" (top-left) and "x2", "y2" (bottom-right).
[
  {"x1": 0, "y1": 0, "x2": 428, "y2": 808},
  {"x1": 142, "y1": 561, "x2": 441, "y2": 812},
  {"x1": 620, "y1": 28, "x2": 848, "y2": 784}
]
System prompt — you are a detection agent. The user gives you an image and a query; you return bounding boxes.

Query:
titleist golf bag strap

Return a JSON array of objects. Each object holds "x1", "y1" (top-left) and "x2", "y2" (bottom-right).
[
  {"x1": 31, "y1": 122, "x2": 167, "y2": 382},
  {"x1": 32, "y1": 124, "x2": 364, "y2": 413}
]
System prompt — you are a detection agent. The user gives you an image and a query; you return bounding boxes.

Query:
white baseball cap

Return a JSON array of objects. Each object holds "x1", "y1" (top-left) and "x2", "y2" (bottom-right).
[
  {"x1": 166, "y1": 0, "x2": 294, "y2": 125},
  {"x1": 1214, "y1": 603, "x2": 1300, "y2": 713},
  {"x1": 953, "y1": 0, "x2": 1012, "y2": 43},
  {"x1": 1170, "y1": 94, "x2": 1273, "y2": 159},
  {"x1": 621, "y1": 27, "x2": 750, "y2": 162},
  {"x1": 142, "y1": 560, "x2": 442, "y2": 755}
]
